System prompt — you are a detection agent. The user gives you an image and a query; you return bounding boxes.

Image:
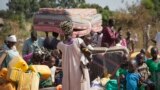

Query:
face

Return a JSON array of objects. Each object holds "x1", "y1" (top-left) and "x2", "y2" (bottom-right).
[
  {"x1": 31, "y1": 34, "x2": 37, "y2": 41},
  {"x1": 7, "y1": 41, "x2": 16, "y2": 48},
  {"x1": 151, "y1": 48, "x2": 158, "y2": 60},
  {"x1": 128, "y1": 60, "x2": 137, "y2": 72},
  {"x1": 136, "y1": 54, "x2": 144, "y2": 65}
]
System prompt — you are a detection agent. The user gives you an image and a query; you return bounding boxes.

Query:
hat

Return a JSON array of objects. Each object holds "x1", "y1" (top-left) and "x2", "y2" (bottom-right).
[{"x1": 7, "y1": 35, "x2": 17, "y2": 42}]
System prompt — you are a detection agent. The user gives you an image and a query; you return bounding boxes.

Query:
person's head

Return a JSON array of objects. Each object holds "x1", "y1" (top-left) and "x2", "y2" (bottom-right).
[
  {"x1": 108, "y1": 19, "x2": 115, "y2": 27},
  {"x1": 6, "y1": 35, "x2": 17, "y2": 49},
  {"x1": 45, "y1": 54, "x2": 56, "y2": 68},
  {"x1": 140, "y1": 48, "x2": 146, "y2": 55},
  {"x1": 60, "y1": 21, "x2": 73, "y2": 39},
  {"x1": 126, "y1": 31, "x2": 131, "y2": 38},
  {"x1": 52, "y1": 32, "x2": 59, "y2": 38},
  {"x1": 31, "y1": 30, "x2": 37, "y2": 41},
  {"x1": 151, "y1": 47, "x2": 158, "y2": 60},
  {"x1": 128, "y1": 60, "x2": 137, "y2": 73},
  {"x1": 136, "y1": 53, "x2": 145, "y2": 65}
]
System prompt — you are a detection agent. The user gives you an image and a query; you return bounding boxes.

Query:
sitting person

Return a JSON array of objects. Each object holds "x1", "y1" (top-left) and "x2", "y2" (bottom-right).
[
  {"x1": 136, "y1": 53, "x2": 154, "y2": 90},
  {"x1": 126, "y1": 60, "x2": 143, "y2": 90}
]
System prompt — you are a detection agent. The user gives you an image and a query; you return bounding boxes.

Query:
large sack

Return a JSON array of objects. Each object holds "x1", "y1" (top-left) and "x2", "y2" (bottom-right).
[{"x1": 38, "y1": 8, "x2": 97, "y2": 16}]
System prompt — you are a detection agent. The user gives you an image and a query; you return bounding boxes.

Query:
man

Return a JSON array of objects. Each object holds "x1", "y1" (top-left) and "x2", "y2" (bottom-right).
[
  {"x1": 43, "y1": 32, "x2": 59, "y2": 50},
  {"x1": 22, "y1": 30, "x2": 43, "y2": 57},
  {"x1": 101, "y1": 19, "x2": 119, "y2": 47}
]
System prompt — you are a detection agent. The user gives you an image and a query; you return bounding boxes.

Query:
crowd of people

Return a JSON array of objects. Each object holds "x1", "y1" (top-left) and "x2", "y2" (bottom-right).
[{"x1": 0, "y1": 18, "x2": 160, "y2": 90}]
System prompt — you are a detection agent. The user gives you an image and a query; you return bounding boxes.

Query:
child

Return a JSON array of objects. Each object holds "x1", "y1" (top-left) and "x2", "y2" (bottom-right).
[
  {"x1": 116, "y1": 54, "x2": 128, "y2": 90},
  {"x1": 126, "y1": 60, "x2": 143, "y2": 90},
  {"x1": 136, "y1": 53, "x2": 155, "y2": 90}
]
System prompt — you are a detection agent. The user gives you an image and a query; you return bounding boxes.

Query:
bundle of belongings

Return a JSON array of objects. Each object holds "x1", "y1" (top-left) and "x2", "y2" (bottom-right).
[
  {"x1": 0, "y1": 56, "x2": 53, "y2": 90},
  {"x1": 33, "y1": 8, "x2": 102, "y2": 37}
]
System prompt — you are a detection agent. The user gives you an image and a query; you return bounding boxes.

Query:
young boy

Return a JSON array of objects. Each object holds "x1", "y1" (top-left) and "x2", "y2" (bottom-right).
[
  {"x1": 136, "y1": 53, "x2": 155, "y2": 90},
  {"x1": 126, "y1": 60, "x2": 143, "y2": 90}
]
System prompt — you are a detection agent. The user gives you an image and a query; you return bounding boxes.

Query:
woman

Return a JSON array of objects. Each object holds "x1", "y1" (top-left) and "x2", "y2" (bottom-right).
[
  {"x1": 146, "y1": 47, "x2": 160, "y2": 90},
  {"x1": 57, "y1": 21, "x2": 90, "y2": 90},
  {"x1": 0, "y1": 35, "x2": 19, "y2": 67}
]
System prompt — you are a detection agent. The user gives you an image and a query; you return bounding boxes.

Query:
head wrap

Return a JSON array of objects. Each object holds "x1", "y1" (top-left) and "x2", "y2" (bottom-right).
[
  {"x1": 6, "y1": 35, "x2": 17, "y2": 42},
  {"x1": 60, "y1": 21, "x2": 73, "y2": 35}
]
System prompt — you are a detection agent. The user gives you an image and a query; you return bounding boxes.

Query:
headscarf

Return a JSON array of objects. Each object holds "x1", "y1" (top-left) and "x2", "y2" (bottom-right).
[
  {"x1": 60, "y1": 21, "x2": 73, "y2": 35},
  {"x1": 6, "y1": 35, "x2": 17, "y2": 42}
]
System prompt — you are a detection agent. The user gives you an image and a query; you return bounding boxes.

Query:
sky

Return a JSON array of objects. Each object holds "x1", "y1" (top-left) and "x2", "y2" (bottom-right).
[{"x1": 0, "y1": 0, "x2": 140, "y2": 11}]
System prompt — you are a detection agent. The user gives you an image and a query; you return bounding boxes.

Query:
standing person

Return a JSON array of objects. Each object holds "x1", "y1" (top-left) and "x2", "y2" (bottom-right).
[
  {"x1": 22, "y1": 30, "x2": 43, "y2": 62},
  {"x1": 57, "y1": 21, "x2": 91, "y2": 90},
  {"x1": 146, "y1": 47, "x2": 160, "y2": 90},
  {"x1": 0, "y1": 35, "x2": 19, "y2": 67},
  {"x1": 44, "y1": 32, "x2": 59, "y2": 50},
  {"x1": 126, "y1": 31, "x2": 135, "y2": 53},
  {"x1": 154, "y1": 32, "x2": 160, "y2": 55},
  {"x1": 101, "y1": 19, "x2": 119, "y2": 47}
]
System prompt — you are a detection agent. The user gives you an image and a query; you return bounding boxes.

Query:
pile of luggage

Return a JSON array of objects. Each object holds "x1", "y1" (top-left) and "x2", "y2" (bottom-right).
[
  {"x1": 33, "y1": 8, "x2": 102, "y2": 37},
  {"x1": 0, "y1": 56, "x2": 52, "y2": 90}
]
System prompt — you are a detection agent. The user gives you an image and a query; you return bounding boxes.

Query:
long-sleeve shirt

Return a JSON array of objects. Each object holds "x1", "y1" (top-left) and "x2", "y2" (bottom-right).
[
  {"x1": 101, "y1": 26, "x2": 119, "y2": 47},
  {"x1": 22, "y1": 38, "x2": 44, "y2": 56}
]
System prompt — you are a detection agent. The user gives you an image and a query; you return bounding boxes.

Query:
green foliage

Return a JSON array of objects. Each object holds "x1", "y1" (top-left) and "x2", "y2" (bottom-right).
[
  {"x1": 7, "y1": 0, "x2": 39, "y2": 19},
  {"x1": 39, "y1": 0, "x2": 56, "y2": 8},
  {"x1": 141, "y1": 0, "x2": 154, "y2": 9},
  {"x1": 0, "y1": 22, "x2": 11, "y2": 39}
]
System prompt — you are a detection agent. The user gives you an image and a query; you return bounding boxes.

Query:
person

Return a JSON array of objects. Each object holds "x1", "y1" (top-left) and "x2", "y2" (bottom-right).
[
  {"x1": 1, "y1": 34, "x2": 17, "y2": 50},
  {"x1": 22, "y1": 30, "x2": 43, "y2": 62},
  {"x1": 136, "y1": 53, "x2": 154, "y2": 90},
  {"x1": 91, "y1": 31, "x2": 103, "y2": 47},
  {"x1": 116, "y1": 55, "x2": 128, "y2": 90},
  {"x1": 57, "y1": 21, "x2": 91, "y2": 90},
  {"x1": 0, "y1": 35, "x2": 19, "y2": 68},
  {"x1": 153, "y1": 32, "x2": 160, "y2": 55},
  {"x1": 126, "y1": 31, "x2": 135, "y2": 53},
  {"x1": 146, "y1": 47, "x2": 160, "y2": 90},
  {"x1": 126, "y1": 60, "x2": 143, "y2": 90},
  {"x1": 43, "y1": 32, "x2": 59, "y2": 50},
  {"x1": 101, "y1": 19, "x2": 119, "y2": 47}
]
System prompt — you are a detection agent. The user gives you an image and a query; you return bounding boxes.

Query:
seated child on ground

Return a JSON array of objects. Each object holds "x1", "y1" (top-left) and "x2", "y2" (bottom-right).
[
  {"x1": 126, "y1": 60, "x2": 143, "y2": 90},
  {"x1": 136, "y1": 53, "x2": 155, "y2": 90}
]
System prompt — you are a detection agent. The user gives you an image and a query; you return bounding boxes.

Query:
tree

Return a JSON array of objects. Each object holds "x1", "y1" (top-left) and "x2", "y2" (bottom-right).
[
  {"x1": 39, "y1": 0, "x2": 56, "y2": 8},
  {"x1": 56, "y1": 0, "x2": 86, "y2": 8},
  {"x1": 7, "y1": 0, "x2": 39, "y2": 18}
]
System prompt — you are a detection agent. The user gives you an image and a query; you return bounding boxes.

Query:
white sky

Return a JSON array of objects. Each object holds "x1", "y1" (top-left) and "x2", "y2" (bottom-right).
[{"x1": 0, "y1": 0, "x2": 140, "y2": 11}]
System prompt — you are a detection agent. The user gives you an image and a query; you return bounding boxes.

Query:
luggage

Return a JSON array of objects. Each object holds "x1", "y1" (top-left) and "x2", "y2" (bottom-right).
[
  {"x1": 17, "y1": 72, "x2": 39, "y2": 90},
  {"x1": 105, "y1": 79, "x2": 118, "y2": 90},
  {"x1": 8, "y1": 56, "x2": 28, "y2": 72},
  {"x1": 7, "y1": 67, "x2": 22, "y2": 82},
  {"x1": 0, "y1": 82, "x2": 16, "y2": 90},
  {"x1": 29, "y1": 65, "x2": 51, "y2": 80}
]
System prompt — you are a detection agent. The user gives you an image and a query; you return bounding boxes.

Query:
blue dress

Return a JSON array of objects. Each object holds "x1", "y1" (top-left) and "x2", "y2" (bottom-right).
[
  {"x1": 126, "y1": 72, "x2": 141, "y2": 90},
  {"x1": 1, "y1": 50, "x2": 19, "y2": 67}
]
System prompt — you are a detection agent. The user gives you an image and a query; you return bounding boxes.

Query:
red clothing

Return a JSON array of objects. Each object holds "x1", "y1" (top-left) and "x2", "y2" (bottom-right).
[{"x1": 101, "y1": 26, "x2": 119, "y2": 47}]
